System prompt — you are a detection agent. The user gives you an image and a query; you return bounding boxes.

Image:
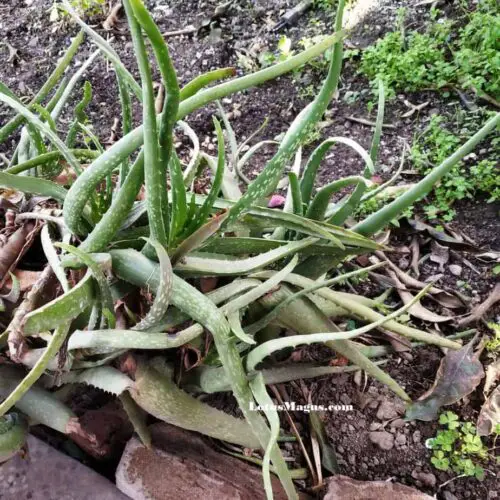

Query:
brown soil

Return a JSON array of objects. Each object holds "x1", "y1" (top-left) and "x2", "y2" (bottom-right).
[{"x1": 1, "y1": 1, "x2": 498, "y2": 499}]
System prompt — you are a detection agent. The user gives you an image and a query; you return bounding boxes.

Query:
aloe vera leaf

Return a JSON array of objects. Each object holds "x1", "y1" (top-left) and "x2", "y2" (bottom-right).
[
  {"x1": 133, "y1": 239, "x2": 173, "y2": 331},
  {"x1": 199, "y1": 237, "x2": 361, "y2": 257},
  {"x1": 0, "y1": 31, "x2": 84, "y2": 143},
  {"x1": 361, "y1": 144, "x2": 406, "y2": 203},
  {"x1": 0, "y1": 94, "x2": 82, "y2": 176},
  {"x1": 265, "y1": 273, "x2": 462, "y2": 349},
  {"x1": 62, "y1": 35, "x2": 343, "y2": 236},
  {"x1": 0, "y1": 171, "x2": 67, "y2": 201},
  {"x1": 0, "y1": 273, "x2": 20, "y2": 304},
  {"x1": 109, "y1": 249, "x2": 296, "y2": 492},
  {"x1": 354, "y1": 112, "x2": 500, "y2": 236},
  {"x1": 22, "y1": 272, "x2": 95, "y2": 335},
  {"x1": 66, "y1": 81, "x2": 93, "y2": 150},
  {"x1": 55, "y1": 243, "x2": 115, "y2": 328},
  {"x1": 50, "y1": 50, "x2": 100, "y2": 121},
  {"x1": 131, "y1": 361, "x2": 261, "y2": 448},
  {"x1": 180, "y1": 67, "x2": 235, "y2": 101},
  {"x1": 41, "y1": 226, "x2": 70, "y2": 293},
  {"x1": 117, "y1": 74, "x2": 133, "y2": 185},
  {"x1": 225, "y1": 1, "x2": 346, "y2": 227},
  {"x1": 306, "y1": 175, "x2": 369, "y2": 221},
  {"x1": 79, "y1": 152, "x2": 145, "y2": 253},
  {"x1": 168, "y1": 151, "x2": 188, "y2": 244},
  {"x1": 178, "y1": 120, "x2": 201, "y2": 186},
  {"x1": 216, "y1": 101, "x2": 238, "y2": 170},
  {"x1": 187, "y1": 118, "x2": 225, "y2": 235},
  {"x1": 190, "y1": 362, "x2": 385, "y2": 394},
  {"x1": 0, "y1": 366, "x2": 75, "y2": 435},
  {"x1": 247, "y1": 263, "x2": 385, "y2": 335},
  {"x1": 0, "y1": 323, "x2": 71, "y2": 417},
  {"x1": 257, "y1": 284, "x2": 410, "y2": 400},
  {"x1": 196, "y1": 195, "x2": 377, "y2": 247},
  {"x1": 120, "y1": 392, "x2": 152, "y2": 448},
  {"x1": 58, "y1": 366, "x2": 133, "y2": 395},
  {"x1": 247, "y1": 285, "x2": 432, "y2": 372},
  {"x1": 369, "y1": 79, "x2": 385, "y2": 163},
  {"x1": 121, "y1": 0, "x2": 167, "y2": 247},
  {"x1": 130, "y1": 0, "x2": 180, "y2": 233},
  {"x1": 68, "y1": 328, "x2": 201, "y2": 351},
  {"x1": 249, "y1": 373, "x2": 290, "y2": 500},
  {"x1": 288, "y1": 172, "x2": 304, "y2": 216},
  {"x1": 0, "y1": 413, "x2": 28, "y2": 463},
  {"x1": 174, "y1": 238, "x2": 315, "y2": 276},
  {"x1": 236, "y1": 140, "x2": 279, "y2": 185},
  {"x1": 225, "y1": 255, "x2": 299, "y2": 314},
  {"x1": 227, "y1": 310, "x2": 256, "y2": 344},
  {"x1": 69, "y1": 279, "x2": 263, "y2": 352},
  {"x1": 171, "y1": 210, "x2": 229, "y2": 265},
  {"x1": 4, "y1": 149, "x2": 98, "y2": 175}
]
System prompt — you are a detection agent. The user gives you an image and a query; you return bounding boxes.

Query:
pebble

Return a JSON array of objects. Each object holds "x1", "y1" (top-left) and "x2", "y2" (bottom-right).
[
  {"x1": 370, "y1": 422, "x2": 382, "y2": 431},
  {"x1": 412, "y1": 472, "x2": 436, "y2": 488},
  {"x1": 369, "y1": 431, "x2": 395, "y2": 451},
  {"x1": 412, "y1": 430, "x2": 421, "y2": 444},
  {"x1": 348, "y1": 454, "x2": 356, "y2": 465},
  {"x1": 449, "y1": 264, "x2": 462, "y2": 276},
  {"x1": 442, "y1": 492, "x2": 458, "y2": 500},
  {"x1": 395, "y1": 434, "x2": 407, "y2": 446},
  {"x1": 376, "y1": 400, "x2": 403, "y2": 421},
  {"x1": 337, "y1": 445, "x2": 345, "y2": 454},
  {"x1": 390, "y1": 418, "x2": 406, "y2": 429}
]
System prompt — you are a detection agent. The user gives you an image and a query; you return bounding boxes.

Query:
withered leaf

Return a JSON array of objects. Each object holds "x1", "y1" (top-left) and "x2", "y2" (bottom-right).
[
  {"x1": 405, "y1": 340, "x2": 484, "y2": 421},
  {"x1": 477, "y1": 386, "x2": 500, "y2": 436}
]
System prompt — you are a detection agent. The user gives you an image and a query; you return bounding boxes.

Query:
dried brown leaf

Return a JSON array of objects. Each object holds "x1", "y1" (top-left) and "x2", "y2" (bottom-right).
[
  {"x1": 477, "y1": 386, "x2": 500, "y2": 436},
  {"x1": 406, "y1": 340, "x2": 484, "y2": 421}
]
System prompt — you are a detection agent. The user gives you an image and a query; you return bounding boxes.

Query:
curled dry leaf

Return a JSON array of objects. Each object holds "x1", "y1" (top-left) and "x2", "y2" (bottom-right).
[
  {"x1": 386, "y1": 269, "x2": 452, "y2": 323},
  {"x1": 406, "y1": 340, "x2": 484, "y2": 421},
  {"x1": 102, "y1": 1, "x2": 123, "y2": 30},
  {"x1": 407, "y1": 219, "x2": 480, "y2": 252},
  {"x1": 477, "y1": 386, "x2": 499, "y2": 436},
  {"x1": 429, "y1": 240, "x2": 449, "y2": 272},
  {"x1": 484, "y1": 359, "x2": 500, "y2": 396}
]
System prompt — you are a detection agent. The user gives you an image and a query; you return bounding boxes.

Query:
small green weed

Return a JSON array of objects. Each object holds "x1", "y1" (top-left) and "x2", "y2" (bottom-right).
[
  {"x1": 359, "y1": 1, "x2": 500, "y2": 98},
  {"x1": 50, "y1": 0, "x2": 105, "y2": 21},
  {"x1": 410, "y1": 112, "x2": 500, "y2": 221},
  {"x1": 485, "y1": 323, "x2": 500, "y2": 357},
  {"x1": 426, "y1": 411, "x2": 487, "y2": 480}
]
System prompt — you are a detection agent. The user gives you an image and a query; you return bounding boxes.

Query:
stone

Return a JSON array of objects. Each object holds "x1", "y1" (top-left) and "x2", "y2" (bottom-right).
[
  {"x1": 390, "y1": 418, "x2": 406, "y2": 429},
  {"x1": 442, "y1": 492, "x2": 459, "y2": 500},
  {"x1": 395, "y1": 433, "x2": 407, "y2": 446},
  {"x1": 369, "y1": 422, "x2": 382, "y2": 431},
  {"x1": 449, "y1": 265, "x2": 462, "y2": 277},
  {"x1": 376, "y1": 400, "x2": 403, "y2": 421},
  {"x1": 116, "y1": 423, "x2": 288, "y2": 500},
  {"x1": 324, "y1": 475, "x2": 434, "y2": 499},
  {"x1": 412, "y1": 472, "x2": 436, "y2": 488},
  {"x1": 412, "y1": 430, "x2": 422, "y2": 444},
  {"x1": 0, "y1": 435, "x2": 126, "y2": 500},
  {"x1": 369, "y1": 431, "x2": 395, "y2": 451}
]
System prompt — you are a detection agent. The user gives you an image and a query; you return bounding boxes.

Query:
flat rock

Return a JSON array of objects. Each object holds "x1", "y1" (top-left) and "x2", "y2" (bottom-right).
[
  {"x1": 0, "y1": 435, "x2": 127, "y2": 500},
  {"x1": 369, "y1": 430, "x2": 395, "y2": 450},
  {"x1": 376, "y1": 400, "x2": 404, "y2": 420},
  {"x1": 116, "y1": 423, "x2": 288, "y2": 500},
  {"x1": 324, "y1": 475, "x2": 434, "y2": 500}
]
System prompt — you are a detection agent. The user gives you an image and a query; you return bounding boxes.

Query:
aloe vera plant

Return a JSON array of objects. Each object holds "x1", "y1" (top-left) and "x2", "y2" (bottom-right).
[{"x1": 0, "y1": 0, "x2": 498, "y2": 497}]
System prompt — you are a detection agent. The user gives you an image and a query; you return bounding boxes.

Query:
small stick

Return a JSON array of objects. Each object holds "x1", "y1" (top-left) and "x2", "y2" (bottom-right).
[
  {"x1": 162, "y1": 26, "x2": 197, "y2": 38},
  {"x1": 458, "y1": 283, "x2": 500, "y2": 327},
  {"x1": 346, "y1": 115, "x2": 396, "y2": 129}
]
